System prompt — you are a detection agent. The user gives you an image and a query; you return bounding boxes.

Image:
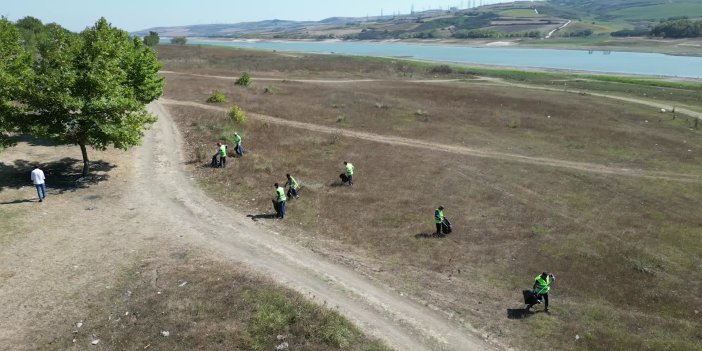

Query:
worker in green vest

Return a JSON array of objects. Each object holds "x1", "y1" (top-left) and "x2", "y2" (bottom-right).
[
  {"x1": 274, "y1": 182, "x2": 287, "y2": 219},
  {"x1": 343, "y1": 161, "x2": 354, "y2": 185},
  {"x1": 217, "y1": 142, "x2": 227, "y2": 168},
  {"x1": 531, "y1": 272, "x2": 555, "y2": 313},
  {"x1": 232, "y1": 132, "x2": 243, "y2": 157},
  {"x1": 285, "y1": 174, "x2": 300, "y2": 199},
  {"x1": 434, "y1": 206, "x2": 444, "y2": 236}
]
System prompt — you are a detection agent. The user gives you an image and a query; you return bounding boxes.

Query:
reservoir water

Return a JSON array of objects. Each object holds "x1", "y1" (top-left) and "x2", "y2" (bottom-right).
[{"x1": 187, "y1": 39, "x2": 702, "y2": 79}]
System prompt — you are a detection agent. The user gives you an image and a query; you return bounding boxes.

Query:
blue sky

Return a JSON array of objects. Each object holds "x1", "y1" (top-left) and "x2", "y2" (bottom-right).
[{"x1": 3, "y1": 0, "x2": 513, "y2": 32}]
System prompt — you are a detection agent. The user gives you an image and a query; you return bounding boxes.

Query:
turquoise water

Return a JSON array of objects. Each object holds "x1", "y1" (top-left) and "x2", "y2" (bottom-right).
[{"x1": 187, "y1": 39, "x2": 702, "y2": 78}]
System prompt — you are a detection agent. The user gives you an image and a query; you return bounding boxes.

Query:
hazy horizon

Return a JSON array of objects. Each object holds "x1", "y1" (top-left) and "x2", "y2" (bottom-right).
[{"x1": 3, "y1": 0, "x2": 515, "y2": 32}]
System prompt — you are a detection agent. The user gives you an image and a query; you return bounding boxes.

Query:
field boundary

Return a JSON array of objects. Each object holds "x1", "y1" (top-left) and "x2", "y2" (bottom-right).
[{"x1": 160, "y1": 98, "x2": 702, "y2": 183}]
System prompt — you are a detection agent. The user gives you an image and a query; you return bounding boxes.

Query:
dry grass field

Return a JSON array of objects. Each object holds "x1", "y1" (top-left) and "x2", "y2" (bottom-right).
[
  {"x1": 157, "y1": 46, "x2": 702, "y2": 351},
  {"x1": 43, "y1": 252, "x2": 388, "y2": 351}
]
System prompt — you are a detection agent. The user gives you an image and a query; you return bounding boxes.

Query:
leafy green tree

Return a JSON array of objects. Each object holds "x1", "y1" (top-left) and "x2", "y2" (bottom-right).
[
  {"x1": 0, "y1": 18, "x2": 32, "y2": 147},
  {"x1": 171, "y1": 36, "x2": 187, "y2": 45},
  {"x1": 143, "y1": 31, "x2": 160, "y2": 46},
  {"x1": 20, "y1": 18, "x2": 163, "y2": 175}
]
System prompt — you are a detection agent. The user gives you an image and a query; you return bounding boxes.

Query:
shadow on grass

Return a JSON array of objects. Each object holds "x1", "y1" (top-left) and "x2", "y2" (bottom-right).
[
  {"x1": 507, "y1": 308, "x2": 531, "y2": 319},
  {"x1": 414, "y1": 232, "x2": 444, "y2": 239},
  {"x1": 0, "y1": 158, "x2": 116, "y2": 195},
  {"x1": 507, "y1": 308, "x2": 548, "y2": 319},
  {"x1": 0, "y1": 198, "x2": 36, "y2": 205},
  {"x1": 246, "y1": 213, "x2": 278, "y2": 221}
]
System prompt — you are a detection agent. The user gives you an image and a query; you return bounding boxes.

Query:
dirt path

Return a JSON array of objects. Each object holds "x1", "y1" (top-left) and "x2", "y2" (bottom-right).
[
  {"x1": 160, "y1": 70, "x2": 702, "y2": 120},
  {"x1": 0, "y1": 102, "x2": 491, "y2": 350},
  {"x1": 161, "y1": 98, "x2": 701, "y2": 182},
  {"x1": 477, "y1": 76, "x2": 702, "y2": 120},
  {"x1": 136, "y1": 102, "x2": 492, "y2": 350}
]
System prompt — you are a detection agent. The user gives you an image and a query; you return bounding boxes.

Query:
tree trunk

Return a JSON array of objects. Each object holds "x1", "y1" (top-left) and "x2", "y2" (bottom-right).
[{"x1": 79, "y1": 143, "x2": 90, "y2": 176}]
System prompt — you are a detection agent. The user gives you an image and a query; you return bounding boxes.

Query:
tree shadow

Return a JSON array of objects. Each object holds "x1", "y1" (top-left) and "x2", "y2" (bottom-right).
[
  {"x1": 0, "y1": 158, "x2": 116, "y2": 194},
  {"x1": 246, "y1": 213, "x2": 278, "y2": 221}
]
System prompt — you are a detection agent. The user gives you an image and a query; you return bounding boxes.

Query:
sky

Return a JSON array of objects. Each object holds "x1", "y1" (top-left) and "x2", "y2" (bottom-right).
[{"x1": 2, "y1": 0, "x2": 514, "y2": 32}]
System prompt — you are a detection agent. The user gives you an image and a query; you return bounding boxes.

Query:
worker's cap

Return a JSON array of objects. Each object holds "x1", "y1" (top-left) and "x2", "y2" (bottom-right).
[
  {"x1": 438, "y1": 205, "x2": 444, "y2": 210},
  {"x1": 542, "y1": 272, "x2": 548, "y2": 276},
  {"x1": 234, "y1": 132, "x2": 238, "y2": 134}
]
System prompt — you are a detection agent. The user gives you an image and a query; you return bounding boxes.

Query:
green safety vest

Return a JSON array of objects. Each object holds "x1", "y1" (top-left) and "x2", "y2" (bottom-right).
[
  {"x1": 345, "y1": 163, "x2": 354, "y2": 176},
  {"x1": 534, "y1": 275, "x2": 551, "y2": 294},
  {"x1": 233, "y1": 134, "x2": 241, "y2": 145},
  {"x1": 276, "y1": 187, "x2": 286, "y2": 202},
  {"x1": 287, "y1": 176, "x2": 299, "y2": 190},
  {"x1": 219, "y1": 145, "x2": 227, "y2": 157},
  {"x1": 434, "y1": 209, "x2": 444, "y2": 224}
]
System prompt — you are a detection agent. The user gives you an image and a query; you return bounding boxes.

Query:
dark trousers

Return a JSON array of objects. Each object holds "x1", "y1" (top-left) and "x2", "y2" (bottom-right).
[
  {"x1": 287, "y1": 187, "x2": 298, "y2": 198},
  {"x1": 220, "y1": 156, "x2": 226, "y2": 168},
  {"x1": 347, "y1": 174, "x2": 353, "y2": 185},
  {"x1": 277, "y1": 201, "x2": 286, "y2": 218},
  {"x1": 540, "y1": 293, "x2": 549, "y2": 309},
  {"x1": 435, "y1": 223, "x2": 442, "y2": 234}
]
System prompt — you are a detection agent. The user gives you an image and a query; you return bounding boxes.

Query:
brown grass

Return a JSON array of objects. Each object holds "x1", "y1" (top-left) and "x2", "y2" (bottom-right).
[
  {"x1": 160, "y1": 46, "x2": 702, "y2": 351},
  {"x1": 43, "y1": 250, "x2": 388, "y2": 351}
]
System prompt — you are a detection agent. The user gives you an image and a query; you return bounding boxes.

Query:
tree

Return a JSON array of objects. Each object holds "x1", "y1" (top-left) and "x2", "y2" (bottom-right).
[
  {"x1": 170, "y1": 36, "x2": 187, "y2": 45},
  {"x1": 0, "y1": 18, "x2": 32, "y2": 147},
  {"x1": 143, "y1": 31, "x2": 160, "y2": 47},
  {"x1": 20, "y1": 18, "x2": 163, "y2": 175}
]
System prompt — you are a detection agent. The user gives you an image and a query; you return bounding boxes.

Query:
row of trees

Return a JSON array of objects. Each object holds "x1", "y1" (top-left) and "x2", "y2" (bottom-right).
[
  {"x1": 0, "y1": 17, "x2": 164, "y2": 175},
  {"x1": 650, "y1": 19, "x2": 702, "y2": 39},
  {"x1": 612, "y1": 19, "x2": 702, "y2": 39}
]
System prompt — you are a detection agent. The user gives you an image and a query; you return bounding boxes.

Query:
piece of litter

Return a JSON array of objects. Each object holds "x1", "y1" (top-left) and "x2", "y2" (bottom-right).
[
  {"x1": 688, "y1": 150, "x2": 692, "y2": 152},
  {"x1": 161, "y1": 331, "x2": 170, "y2": 337},
  {"x1": 157, "y1": 291, "x2": 162, "y2": 295},
  {"x1": 277, "y1": 334, "x2": 286, "y2": 340},
  {"x1": 644, "y1": 120, "x2": 648, "y2": 123},
  {"x1": 91, "y1": 339, "x2": 100, "y2": 345},
  {"x1": 575, "y1": 334, "x2": 580, "y2": 340},
  {"x1": 178, "y1": 281, "x2": 187, "y2": 287},
  {"x1": 660, "y1": 108, "x2": 666, "y2": 113},
  {"x1": 75, "y1": 320, "x2": 83, "y2": 329},
  {"x1": 125, "y1": 311, "x2": 129, "y2": 316},
  {"x1": 72, "y1": 338, "x2": 76, "y2": 343},
  {"x1": 275, "y1": 342, "x2": 289, "y2": 350}
]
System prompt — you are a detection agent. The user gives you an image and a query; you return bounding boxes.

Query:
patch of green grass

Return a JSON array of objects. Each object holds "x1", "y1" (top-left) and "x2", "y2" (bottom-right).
[
  {"x1": 499, "y1": 9, "x2": 543, "y2": 18},
  {"x1": 47, "y1": 254, "x2": 389, "y2": 351},
  {"x1": 609, "y1": 3, "x2": 702, "y2": 20}
]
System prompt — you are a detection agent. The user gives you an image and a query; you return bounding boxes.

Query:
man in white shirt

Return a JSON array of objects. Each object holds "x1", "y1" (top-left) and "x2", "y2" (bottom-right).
[{"x1": 30, "y1": 165, "x2": 46, "y2": 202}]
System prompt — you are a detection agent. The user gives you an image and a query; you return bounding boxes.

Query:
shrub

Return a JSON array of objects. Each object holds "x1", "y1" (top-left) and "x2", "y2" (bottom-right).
[
  {"x1": 228, "y1": 106, "x2": 246, "y2": 124},
  {"x1": 206, "y1": 90, "x2": 227, "y2": 103},
  {"x1": 429, "y1": 65, "x2": 453, "y2": 74},
  {"x1": 507, "y1": 118, "x2": 520, "y2": 128},
  {"x1": 170, "y1": 36, "x2": 187, "y2": 45},
  {"x1": 235, "y1": 72, "x2": 251, "y2": 86}
]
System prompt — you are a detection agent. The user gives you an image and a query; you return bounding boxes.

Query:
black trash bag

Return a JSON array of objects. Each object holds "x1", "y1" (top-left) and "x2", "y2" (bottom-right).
[
  {"x1": 339, "y1": 173, "x2": 349, "y2": 183},
  {"x1": 211, "y1": 155, "x2": 221, "y2": 168},
  {"x1": 441, "y1": 217, "x2": 452, "y2": 234},
  {"x1": 523, "y1": 289, "x2": 542, "y2": 305}
]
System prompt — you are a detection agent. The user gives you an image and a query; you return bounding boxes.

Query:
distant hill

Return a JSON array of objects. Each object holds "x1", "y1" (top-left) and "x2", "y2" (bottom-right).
[{"x1": 133, "y1": 0, "x2": 702, "y2": 39}]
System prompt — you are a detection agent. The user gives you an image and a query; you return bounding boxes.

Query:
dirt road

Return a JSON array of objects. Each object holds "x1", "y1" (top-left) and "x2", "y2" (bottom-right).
[
  {"x1": 137, "y1": 102, "x2": 492, "y2": 350},
  {"x1": 0, "y1": 102, "x2": 492, "y2": 350},
  {"x1": 161, "y1": 98, "x2": 701, "y2": 183}
]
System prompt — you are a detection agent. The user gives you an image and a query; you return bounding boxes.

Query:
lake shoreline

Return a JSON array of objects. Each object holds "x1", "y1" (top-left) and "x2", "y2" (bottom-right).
[{"x1": 185, "y1": 37, "x2": 702, "y2": 58}]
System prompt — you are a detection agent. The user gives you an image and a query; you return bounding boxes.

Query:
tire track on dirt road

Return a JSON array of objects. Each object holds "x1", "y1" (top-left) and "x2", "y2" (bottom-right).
[
  {"x1": 140, "y1": 101, "x2": 493, "y2": 351},
  {"x1": 160, "y1": 98, "x2": 702, "y2": 183}
]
